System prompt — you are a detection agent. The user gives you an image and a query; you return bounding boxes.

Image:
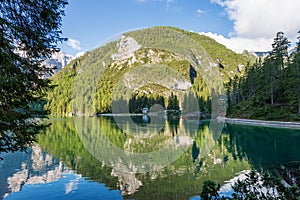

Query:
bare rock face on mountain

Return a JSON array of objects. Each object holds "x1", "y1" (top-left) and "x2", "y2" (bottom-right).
[
  {"x1": 111, "y1": 35, "x2": 142, "y2": 61},
  {"x1": 43, "y1": 51, "x2": 74, "y2": 75}
]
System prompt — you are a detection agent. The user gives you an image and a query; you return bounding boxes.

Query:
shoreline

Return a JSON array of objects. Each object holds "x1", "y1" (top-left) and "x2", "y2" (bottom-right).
[
  {"x1": 222, "y1": 117, "x2": 300, "y2": 129},
  {"x1": 48, "y1": 114, "x2": 300, "y2": 129}
]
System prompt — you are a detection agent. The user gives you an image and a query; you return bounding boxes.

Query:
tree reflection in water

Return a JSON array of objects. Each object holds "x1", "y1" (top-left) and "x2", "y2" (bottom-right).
[{"x1": 34, "y1": 117, "x2": 300, "y2": 199}]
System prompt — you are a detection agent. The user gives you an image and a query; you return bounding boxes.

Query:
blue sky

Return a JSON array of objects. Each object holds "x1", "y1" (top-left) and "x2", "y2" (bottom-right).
[{"x1": 59, "y1": 0, "x2": 300, "y2": 56}]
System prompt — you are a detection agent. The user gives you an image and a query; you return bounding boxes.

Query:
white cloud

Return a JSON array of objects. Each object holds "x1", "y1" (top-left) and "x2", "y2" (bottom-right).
[
  {"x1": 67, "y1": 38, "x2": 82, "y2": 50},
  {"x1": 166, "y1": 0, "x2": 175, "y2": 8},
  {"x1": 199, "y1": 32, "x2": 272, "y2": 53},
  {"x1": 207, "y1": 0, "x2": 300, "y2": 52},
  {"x1": 211, "y1": 0, "x2": 300, "y2": 40},
  {"x1": 196, "y1": 9, "x2": 206, "y2": 15}
]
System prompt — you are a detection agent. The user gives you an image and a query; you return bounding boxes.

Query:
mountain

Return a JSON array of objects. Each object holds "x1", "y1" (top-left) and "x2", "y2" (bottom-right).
[
  {"x1": 254, "y1": 45, "x2": 297, "y2": 58},
  {"x1": 13, "y1": 49, "x2": 74, "y2": 76},
  {"x1": 43, "y1": 50, "x2": 74, "y2": 76},
  {"x1": 45, "y1": 26, "x2": 251, "y2": 116}
]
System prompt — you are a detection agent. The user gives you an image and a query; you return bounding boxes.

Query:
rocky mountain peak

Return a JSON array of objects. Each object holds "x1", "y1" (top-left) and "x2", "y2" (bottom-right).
[{"x1": 43, "y1": 51, "x2": 74, "y2": 75}]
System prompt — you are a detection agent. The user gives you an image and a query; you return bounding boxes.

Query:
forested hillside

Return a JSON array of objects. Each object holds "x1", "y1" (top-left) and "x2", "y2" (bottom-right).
[
  {"x1": 45, "y1": 26, "x2": 249, "y2": 116},
  {"x1": 227, "y1": 31, "x2": 300, "y2": 121}
]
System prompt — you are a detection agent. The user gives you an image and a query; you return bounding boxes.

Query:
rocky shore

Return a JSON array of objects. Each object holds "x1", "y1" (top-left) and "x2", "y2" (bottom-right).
[{"x1": 222, "y1": 117, "x2": 300, "y2": 129}]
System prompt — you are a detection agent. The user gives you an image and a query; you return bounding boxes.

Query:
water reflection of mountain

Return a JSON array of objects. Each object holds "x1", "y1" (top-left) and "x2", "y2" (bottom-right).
[
  {"x1": 0, "y1": 145, "x2": 66, "y2": 199},
  {"x1": 36, "y1": 117, "x2": 251, "y2": 199},
  {"x1": 3, "y1": 117, "x2": 299, "y2": 199}
]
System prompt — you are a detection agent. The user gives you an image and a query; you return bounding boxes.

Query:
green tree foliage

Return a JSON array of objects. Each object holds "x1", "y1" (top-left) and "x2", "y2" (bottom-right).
[
  {"x1": 128, "y1": 93, "x2": 166, "y2": 113},
  {"x1": 37, "y1": 117, "x2": 252, "y2": 200},
  {"x1": 45, "y1": 27, "x2": 249, "y2": 117},
  {"x1": 46, "y1": 59, "x2": 78, "y2": 116},
  {"x1": 286, "y1": 31, "x2": 300, "y2": 115},
  {"x1": 37, "y1": 118, "x2": 119, "y2": 188},
  {"x1": 200, "y1": 180, "x2": 221, "y2": 200},
  {"x1": 227, "y1": 31, "x2": 300, "y2": 121},
  {"x1": 167, "y1": 92, "x2": 179, "y2": 110},
  {"x1": 200, "y1": 171, "x2": 300, "y2": 200},
  {"x1": 0, "y1": 0, "x2": 67, "y2": 153}
]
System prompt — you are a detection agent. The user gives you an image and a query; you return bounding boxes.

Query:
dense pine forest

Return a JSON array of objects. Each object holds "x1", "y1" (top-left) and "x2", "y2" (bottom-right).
[{"x1": 226, "y1": 31, "x2": 300, "y2": 121}]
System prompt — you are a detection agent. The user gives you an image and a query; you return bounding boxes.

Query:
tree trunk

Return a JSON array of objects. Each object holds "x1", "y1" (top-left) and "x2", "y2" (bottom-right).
[
  {"x1": 251, "y1": 76, "x2": 256, "y2": 97},
  {"x1": 270, "y1": 86, "x2": 274, "y2": 105},
  {"x1": 298, "y1": 99, "x2": 300, "y2": 115}
]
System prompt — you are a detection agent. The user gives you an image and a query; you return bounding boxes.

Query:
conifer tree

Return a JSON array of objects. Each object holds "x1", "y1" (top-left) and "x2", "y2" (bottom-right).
[{"x1": 0, "y1": 0, "x2": 68, "y2": 153}]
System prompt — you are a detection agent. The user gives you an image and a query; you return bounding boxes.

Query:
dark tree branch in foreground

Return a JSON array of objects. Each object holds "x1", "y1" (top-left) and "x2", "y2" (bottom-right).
[{"x1": 0, "y1": 0, "x2": 68, "y2": 154}]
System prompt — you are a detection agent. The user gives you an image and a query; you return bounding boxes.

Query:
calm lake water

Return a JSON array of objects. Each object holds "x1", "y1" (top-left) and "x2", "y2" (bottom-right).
[{"x1": 1, "y1": 116, "x2": 300, "y2": 200}]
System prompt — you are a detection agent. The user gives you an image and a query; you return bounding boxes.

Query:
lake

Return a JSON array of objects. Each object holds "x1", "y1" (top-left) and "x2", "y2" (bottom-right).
[{"x1": 1, "y1": 116, "x2": 300, "y2": 200}]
